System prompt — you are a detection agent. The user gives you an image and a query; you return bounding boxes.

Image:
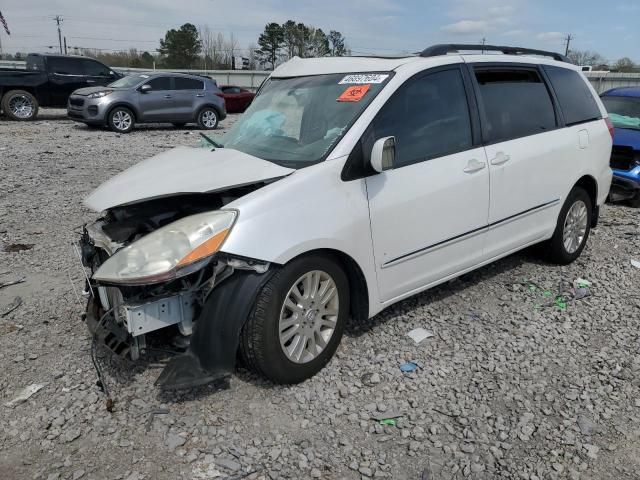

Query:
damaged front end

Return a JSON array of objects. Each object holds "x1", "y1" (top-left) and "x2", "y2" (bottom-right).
[{"x1": 78, "y1": 191, "x2": 273, "y2": 390}]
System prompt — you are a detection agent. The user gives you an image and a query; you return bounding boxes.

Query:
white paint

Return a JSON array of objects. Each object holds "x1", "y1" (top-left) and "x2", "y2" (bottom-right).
[{"x1": 84, "y1": 146, "x2": 294, "y2": 211}]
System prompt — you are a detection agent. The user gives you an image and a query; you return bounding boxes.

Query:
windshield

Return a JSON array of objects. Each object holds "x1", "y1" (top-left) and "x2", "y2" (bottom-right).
[
  {"x1": 219, "y1": 73, "x2": 392, "y2": 168},
  {"x1": 109, "y1": 74, "x2": 149, "y2": 88},
  {"x1": 602, "y1": 96, "x2": 640, "y2": 130}
]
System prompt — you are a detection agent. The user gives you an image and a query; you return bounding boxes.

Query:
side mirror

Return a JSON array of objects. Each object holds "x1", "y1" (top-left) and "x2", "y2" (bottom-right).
[
  {"x1": 139, "y1": 84, "x2": 152, "y2": 93},
  {"x1": 109, "y1": 70, "x2": 116, "y2": 77},
  {"x1": 370, "y1": 136, "x2": 396, "y2": 173}
]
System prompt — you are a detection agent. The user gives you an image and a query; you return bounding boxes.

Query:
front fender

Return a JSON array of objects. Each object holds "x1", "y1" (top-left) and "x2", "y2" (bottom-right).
[{"x1": 155, "y1": 269, "x2": 274, "y2": 390}]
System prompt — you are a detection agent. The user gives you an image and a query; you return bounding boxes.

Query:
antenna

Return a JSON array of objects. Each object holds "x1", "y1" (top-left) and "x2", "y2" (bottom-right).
[{"x1": 54, "y1": 15, "x2": 63, "y2": 54}]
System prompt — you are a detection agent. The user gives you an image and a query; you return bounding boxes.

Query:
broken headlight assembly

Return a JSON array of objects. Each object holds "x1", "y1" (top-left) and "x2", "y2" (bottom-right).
[{"x1": 93, "y1": 210, "x2": 236, "y2": 285}]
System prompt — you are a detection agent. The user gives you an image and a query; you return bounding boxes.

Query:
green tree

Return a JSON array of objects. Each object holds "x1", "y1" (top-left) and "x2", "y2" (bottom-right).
[
  {"x1": 282, "y1": 20, "x2": 298, "y2": 59},
  {"x1": 140, "y1": 51, "x2": 155, "y2": 68},
  {"x1": 328, "y1": 30, "x2": 347, "y2": 56},
  {"x1": 257, "y1": 22, "x2": 284, "y2": 69},
  {"x1": 158, "y1": 23, "x2": 202, "y2": 68}
]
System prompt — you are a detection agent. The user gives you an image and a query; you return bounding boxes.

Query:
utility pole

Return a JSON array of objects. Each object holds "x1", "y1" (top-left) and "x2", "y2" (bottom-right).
[
  {"x1": 54, "y1": 15, "x2": 63, "y2": 54},
  {"x1": 564, "y1": 33, "x2": 573, "y2": 56},
  {"x1": 480, "y1": 37, "x2": 486, "y2": 54},
  {"x1": 64, "y1": 36, "x2": 67, "y2": 54}
]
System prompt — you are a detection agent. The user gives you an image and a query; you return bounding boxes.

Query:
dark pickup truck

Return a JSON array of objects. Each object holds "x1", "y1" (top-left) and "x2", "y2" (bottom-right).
[{"x1": 0, "y1": 53, "x2": 122, "y2": 120}]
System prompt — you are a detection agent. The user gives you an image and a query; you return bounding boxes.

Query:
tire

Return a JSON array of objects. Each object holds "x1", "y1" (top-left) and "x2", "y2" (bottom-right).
[
  {"x1": 107, "y1": 106, "x2": 135, "y2": 133},
  {"x1": 240, "y1": 254, "x2": 350, "y2": 384},
  {"x1": 1, "y1": 90, "x2": 39, "y2": 121},
  {"x1": 172, "y1": 122, "x2": 186, "y2": 128},
  {"x1": 547, "y1": 187, "x2": 592, "y2": 264},
  {"x1": 197, "y1": 107, "x2": 218, "y2": 130}
]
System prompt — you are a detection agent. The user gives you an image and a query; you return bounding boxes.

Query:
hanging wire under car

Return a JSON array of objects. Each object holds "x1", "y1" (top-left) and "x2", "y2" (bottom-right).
[{"x1": 90, "y1": 306, "x2": 116, "y2": 412}]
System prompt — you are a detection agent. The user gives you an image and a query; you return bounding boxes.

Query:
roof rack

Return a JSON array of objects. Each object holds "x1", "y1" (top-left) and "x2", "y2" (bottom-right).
[{"x1": 420, "y1": 44, "x2": 569, "y2": 63}]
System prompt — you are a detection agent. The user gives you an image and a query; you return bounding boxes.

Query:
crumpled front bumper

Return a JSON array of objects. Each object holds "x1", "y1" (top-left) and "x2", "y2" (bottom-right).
[{"x1": 85, "y1": 268, "x2": 274, "y2": 390}]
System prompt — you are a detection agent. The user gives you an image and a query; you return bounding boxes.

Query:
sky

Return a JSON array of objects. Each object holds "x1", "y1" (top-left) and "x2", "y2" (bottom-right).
[{"x1": 0, "y1": 0, "x2": 638, "y2": 63}]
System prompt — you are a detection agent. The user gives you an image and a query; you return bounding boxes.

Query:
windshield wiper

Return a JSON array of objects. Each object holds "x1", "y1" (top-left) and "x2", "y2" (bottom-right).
[{"x1": 200, "y1": 133, "x2": 224, "y2": 149}]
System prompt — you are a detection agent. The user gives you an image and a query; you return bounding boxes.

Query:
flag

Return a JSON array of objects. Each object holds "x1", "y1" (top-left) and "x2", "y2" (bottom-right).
[{"x1": 0, "y1": 11, "x2": 10, "y2": 36}]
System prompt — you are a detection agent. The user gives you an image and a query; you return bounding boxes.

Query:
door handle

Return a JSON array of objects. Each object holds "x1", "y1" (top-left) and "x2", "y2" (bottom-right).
[
  {"x1": 490, "y1": 152, "x2": 511, "y2": 165},
  {"x1": 164, "y1": 94, "x2": 172, "y2": 98},
  {"x1": 463, "y1": 158, "x2": 486, "y2": 173},
  {"x1": 86, "y1": 79, "x2": 96, "y2": 83},
  {"x1": 196, "y1": 93, "x2": 205, "y2": 97}
]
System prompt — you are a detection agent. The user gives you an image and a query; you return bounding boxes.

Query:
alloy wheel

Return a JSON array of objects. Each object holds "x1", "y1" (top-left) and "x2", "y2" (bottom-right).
[
  {"x1": 201, "y1": 110, "x2": 217, "y2": 128},
  {"x1": 278, "y1": 270, "x2": 339, "y2": 364},
  {"x1": 8, "y1": 94, "x2": 34, "y2": 119},
  {"x1": 112, "y1": 110, "x2": 132, "y2": 131},
  {"x1": 563, "y1": 200, "x2": 588, "y2": 254}
]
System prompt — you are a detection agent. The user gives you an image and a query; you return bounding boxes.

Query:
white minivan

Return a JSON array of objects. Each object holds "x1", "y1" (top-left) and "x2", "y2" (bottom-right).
[{"x1": 79, "y1": 45, "x2": 613, "y2": 389}]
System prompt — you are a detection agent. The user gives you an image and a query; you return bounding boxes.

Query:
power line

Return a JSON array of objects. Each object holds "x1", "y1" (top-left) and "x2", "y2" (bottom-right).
[{"x1": 69, "y1": 36, "x2": 158, "y2": 43}]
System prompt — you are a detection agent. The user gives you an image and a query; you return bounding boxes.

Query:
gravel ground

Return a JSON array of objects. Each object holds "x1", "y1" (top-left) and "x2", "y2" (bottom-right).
[{"x1": 1, "y1": 109, "x2": 640, "y2": 480}]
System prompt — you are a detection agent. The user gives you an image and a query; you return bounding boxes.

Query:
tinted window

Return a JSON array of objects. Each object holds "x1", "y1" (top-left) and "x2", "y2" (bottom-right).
[
  {"x1": 174, "y1": 77, "x2": 204, "y2": 90},
  {"x1": 365, "y1": 69, "x2": 472, "y2": 168},
  {"x1": 26, "y1": 56, "x2": 45, "y2": 71},
  {"x1": 544, "y1": 66, "x2": 601, "y2": 125},
  {"x1": 146, "y1": 77, "x2": 171, "y2": 90},
  {"x1": 475, "y1": 69, "x2": 556, "y2": 142},
  {"x1": 48, "y1": 57, "x2": 84, "y2": 75},
  {"x1": 223, "y1": 86, "x2": 241, "y2": 94},
  {"x1": 82, "y1": 60, "x2": 110, "y2": 76}
]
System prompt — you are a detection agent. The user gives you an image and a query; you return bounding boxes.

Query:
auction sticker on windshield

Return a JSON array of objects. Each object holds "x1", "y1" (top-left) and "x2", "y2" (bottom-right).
[
  {"x1": 337, "y1": 84, "x2": 371, "y2": 102},
  {"x1": 339, "y1": 74, "x2": 389, "y2": 84}
]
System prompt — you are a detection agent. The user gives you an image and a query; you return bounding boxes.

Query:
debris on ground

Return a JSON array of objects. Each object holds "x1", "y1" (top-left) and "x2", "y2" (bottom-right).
[
  {"x1": 144, "y1": 408, "x2": 170, "y2": 432},
  {"x1": 2, "y1": 243, "x2": 34, "y2": 253},
  {"x1": 4, "y1": 384, "x2": 45, "y2": 408},
  {"x1": 0, "y1": 278, "x2": 25, "y2": 289},
  {"x1": 406, "y1": 328, "x2": 434, "y2": 344},
  {"x1": 631, "y1": 259, "x2": 640, "y2": 269},
  {"x1": 1, "y1": 296, "x2": 23, "y2": 317},
  {"x1": 371, "y1": 411, "x2": 404, "y2": 422},
  {"x1": 399, "y1": 361, "x2": 419, "y2": 373}
]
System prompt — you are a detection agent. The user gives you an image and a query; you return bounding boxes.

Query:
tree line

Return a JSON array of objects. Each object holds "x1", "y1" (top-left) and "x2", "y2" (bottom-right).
[{"x1": 567, "y1": 49, "x2": 640, "y2": 73}]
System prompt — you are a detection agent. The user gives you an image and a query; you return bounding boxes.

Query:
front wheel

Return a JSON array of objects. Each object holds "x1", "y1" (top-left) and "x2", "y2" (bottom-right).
[
  {"x1": 197, "y1": 107, "x2": 218, "y2": 130},
  {"x1": 2, "y1": 90, "x2": 39, "y2": 121},
  {"x1": 547, "y1": 187, "x2": 592, "y2": 264},
  {"x1": 108, "y1": 106, "x2": 135, "y2": 133},
  {"x1": 240, "y1": 254, "x2": 350, "y2": 384}
]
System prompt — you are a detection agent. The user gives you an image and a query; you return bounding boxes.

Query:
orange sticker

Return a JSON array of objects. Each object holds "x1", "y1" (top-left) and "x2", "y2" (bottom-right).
[{"x1": 337, "y1": 84, "x2": 371, "y2": 102}]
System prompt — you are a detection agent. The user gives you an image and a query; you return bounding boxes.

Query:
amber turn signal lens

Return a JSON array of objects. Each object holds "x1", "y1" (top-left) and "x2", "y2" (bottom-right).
[{"x1": 176, "y1": 228, "x2": 229, "y2": 268}]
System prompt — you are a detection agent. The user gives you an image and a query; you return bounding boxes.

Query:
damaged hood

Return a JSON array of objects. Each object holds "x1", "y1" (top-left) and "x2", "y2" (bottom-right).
[{"x1": 84, "y1": 146, "x2": 295, "y2": 211}]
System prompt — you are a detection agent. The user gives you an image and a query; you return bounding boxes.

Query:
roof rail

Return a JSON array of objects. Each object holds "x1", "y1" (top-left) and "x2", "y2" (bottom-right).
[{"x1": 420, "y1": 44, "x2": 569, "y2": 63}]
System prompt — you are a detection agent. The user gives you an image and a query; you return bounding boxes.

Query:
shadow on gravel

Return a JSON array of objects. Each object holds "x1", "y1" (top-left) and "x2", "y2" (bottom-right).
[{"x1": 345, "y1": 246, "x2": 547, "y2": 338}]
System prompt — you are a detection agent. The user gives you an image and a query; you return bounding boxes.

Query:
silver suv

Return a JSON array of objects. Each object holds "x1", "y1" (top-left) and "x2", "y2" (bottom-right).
[{"x1": 67, "y1": 72, "x2": 227, "y2": 133}]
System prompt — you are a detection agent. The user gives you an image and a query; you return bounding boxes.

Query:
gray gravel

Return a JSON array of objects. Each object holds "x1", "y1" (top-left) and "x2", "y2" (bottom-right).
[{"x1": 1, "y1": 109, "x2": 640, "y2": 480}]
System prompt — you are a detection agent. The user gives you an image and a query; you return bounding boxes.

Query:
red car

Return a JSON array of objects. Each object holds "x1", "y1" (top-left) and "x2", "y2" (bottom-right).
[{"x1": 218, "y1": 85, "x2": 255, "y2": 113}]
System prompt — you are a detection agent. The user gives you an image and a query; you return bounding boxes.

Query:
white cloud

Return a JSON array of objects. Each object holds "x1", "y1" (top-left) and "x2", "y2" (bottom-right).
[
  {"x1": 441, "y1": 20, "x2": 490, "y2": 35},
  {"x1": 537, "y1": 31, "x2": 565, "y2": 42}
]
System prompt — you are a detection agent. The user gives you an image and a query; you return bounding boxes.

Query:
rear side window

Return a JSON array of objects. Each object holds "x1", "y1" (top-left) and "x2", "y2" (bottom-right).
[
  {"x1": 365, "y1": 68, "x2": 473, "y2": 168},
  {"x1": 543, "y1": 66, "x2": 601, "y2": 125},
  {"x1": 48, "y1": 57, "x2": 84, "y2": 75},
  {"x1": 174, "y1": 77, "x2": 204, "y2": 90},
  {"x1": 82, "y1": 60, "x2": 110, "y2": 77},
  {"x1": 475, "y1": 69, "x2": 556, "y2": 143},
  {"x1": 146, "y1": 77, "x2": 171, "y2": 90}
]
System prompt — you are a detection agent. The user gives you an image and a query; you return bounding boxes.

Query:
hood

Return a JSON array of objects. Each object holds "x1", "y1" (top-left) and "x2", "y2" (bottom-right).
[
  {"x1": 84, "y1": 146, "x2": 295, "y2": 212},
  {"x1": 613, "y1": 127, "x2": 640, "y2": 151},
  {"x1": 73, "y1": 86, "x2": 125, "y2": 96}
]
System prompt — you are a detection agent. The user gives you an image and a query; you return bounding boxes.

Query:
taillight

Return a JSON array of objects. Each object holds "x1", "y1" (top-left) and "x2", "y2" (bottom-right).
[{"x1": 605, "y1": 117, "x2": 614, "y2": 139}]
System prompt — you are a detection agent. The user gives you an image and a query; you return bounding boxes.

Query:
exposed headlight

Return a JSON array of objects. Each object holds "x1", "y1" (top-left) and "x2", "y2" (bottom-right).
[
  {"x1": 88, "y1": 90, "x2": 113, "y2": 99},
  {"x1": 93, "y1": 210, "x2": 236, "y2": 285}
]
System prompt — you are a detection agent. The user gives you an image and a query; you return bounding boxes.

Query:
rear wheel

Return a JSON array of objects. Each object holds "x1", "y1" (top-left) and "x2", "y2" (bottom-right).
[
  {"x1": 197, "y1": 107, "x2": 218, "y2": 129},
  {"x1": 108, "y1": 106, "x2": 135, "y2": 133},
  {"x1": 2, "y1": 90, "x2": 39, "y2": 121},
  {"x1": 547, "y1": 187, "x2": 592, "y2": 264},
  {"x1": 240, "y1": 254, "x2": 349, "y2": 384}
]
